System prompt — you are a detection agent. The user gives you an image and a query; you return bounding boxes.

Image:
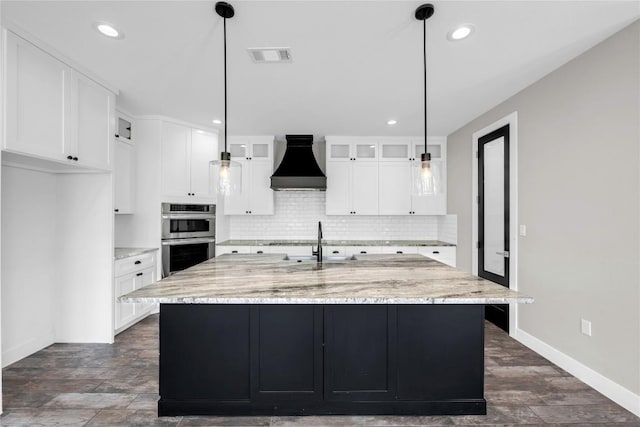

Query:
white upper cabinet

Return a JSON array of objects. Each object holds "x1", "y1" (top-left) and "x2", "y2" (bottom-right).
[
  {"x1": 326, "y1": 137, "x2": 379, "y2": 215},
  {"x1": 3, "y1": 30, "x2": 114, "y2": 171},
  {"x1": 161, "y1": 122, "x2": 217, "y2": 201},
  {"x1": 328, "y1": 136, "x2": 446, "y2": 216},
  {"x1": 224, "y1": 136, "x2": 274, "y2": 215}
]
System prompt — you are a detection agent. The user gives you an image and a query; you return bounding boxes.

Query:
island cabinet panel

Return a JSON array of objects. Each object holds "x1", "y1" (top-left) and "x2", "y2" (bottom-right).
[
  {"x1": 159, "y1": 304, "x2": 251, "y2": 401},
  {"x1": 396, "y1": 305, "x2": 484, "y2": 401},
  {"x1": 250, "y1": 305, "x2": 323, "y2": 401},
  {"x1": 324, "y1": 305, "x2": 397, "y2": 401}
]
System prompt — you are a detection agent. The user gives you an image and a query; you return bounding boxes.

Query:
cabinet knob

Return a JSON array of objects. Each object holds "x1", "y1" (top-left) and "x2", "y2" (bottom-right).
[
  {"x1": 115, "y1": 134, "x2": 120, "y2": 138},
  {"x1": 73, "y1": 157, "x2": 78, "y2": 161},
  {"x1": 67, "y1": 155, "x2": 73, "y2": 160},
  {"x1": 136, "y1": 272, "x2": 143, "y2": 276},
  {"x1": 114, "y1": 209, "x2": 119, "y2": 212}
]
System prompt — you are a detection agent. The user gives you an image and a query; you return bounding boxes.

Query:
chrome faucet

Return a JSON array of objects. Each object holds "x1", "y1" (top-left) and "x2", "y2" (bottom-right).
[{"x1": 312, "y1": 221, "x2": 323, "y2": 263}]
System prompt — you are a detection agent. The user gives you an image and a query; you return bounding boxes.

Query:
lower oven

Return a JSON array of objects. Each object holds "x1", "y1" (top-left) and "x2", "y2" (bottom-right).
[{"x1": 162, "y1": 237, "x2": 216, "y2": 277}]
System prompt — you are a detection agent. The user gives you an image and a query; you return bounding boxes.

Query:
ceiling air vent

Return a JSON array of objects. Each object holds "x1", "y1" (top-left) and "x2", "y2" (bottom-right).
[{"x1": 248, "y1": 47, "x2": 292, "y2": 63}]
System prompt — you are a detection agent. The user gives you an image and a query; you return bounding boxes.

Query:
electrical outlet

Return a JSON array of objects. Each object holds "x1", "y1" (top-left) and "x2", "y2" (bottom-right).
[
  {"x1": 581, "y1": 319, "x2": 592, "y2": 336},
  {"x1": 519, "y1": 224, "x2": 527, "y2": 236}
]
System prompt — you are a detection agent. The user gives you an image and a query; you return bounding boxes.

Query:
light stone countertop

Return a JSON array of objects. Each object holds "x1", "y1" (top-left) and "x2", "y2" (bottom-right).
[
  {"x1": 121, "y1": 253, "x2": 532, "y2": 305},
  {"x1": 114, "y1": 247, "x2": 158, "y2": 260},
  {"x1": 217, "y1": 239, "x2": 455, "y2": 247}
]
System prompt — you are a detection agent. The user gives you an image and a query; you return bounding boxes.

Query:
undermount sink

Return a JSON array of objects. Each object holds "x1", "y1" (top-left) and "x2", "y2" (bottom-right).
[{"x1": 284, "y1": 255, "x2": 356, "y2": 262}]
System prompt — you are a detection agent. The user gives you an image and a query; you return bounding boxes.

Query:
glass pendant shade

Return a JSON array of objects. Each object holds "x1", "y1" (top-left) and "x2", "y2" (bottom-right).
[
  {"x1": 413, "y1": 153, "x2": 441, "y2": 196},
  {"x1": 211, "y1": 152, "x2": 241, "y2": 197}
]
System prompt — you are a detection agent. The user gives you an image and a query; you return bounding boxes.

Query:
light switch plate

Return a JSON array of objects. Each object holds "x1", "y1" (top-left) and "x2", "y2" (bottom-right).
[
  {"x1": 519, "y1": 224, "x2": 527, "y2": 236},
  {"x1": 581, "y1": 319, "x2": 592, "y2": 336}
]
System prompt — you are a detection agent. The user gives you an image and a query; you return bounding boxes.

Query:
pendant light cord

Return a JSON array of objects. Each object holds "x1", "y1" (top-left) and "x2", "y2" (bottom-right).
[
  {"x1": 223, "y1": 16, "x2": 228, "y2": 153},
  {"x1": 423, "y1": 18, "x2": 428, "y2": 156}
]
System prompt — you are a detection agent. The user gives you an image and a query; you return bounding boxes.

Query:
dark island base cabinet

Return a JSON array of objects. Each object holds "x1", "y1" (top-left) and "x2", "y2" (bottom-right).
[{"x1": 159, "y1": 304, "x2": 486, "y2": 416}]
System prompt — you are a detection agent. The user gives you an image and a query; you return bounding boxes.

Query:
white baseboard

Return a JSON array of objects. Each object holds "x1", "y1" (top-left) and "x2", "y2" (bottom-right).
[
  {"x1": 515, "y1": 328, "x2": 640, "y2": 417},
  {"x1": 2, "y1": 331, "x2": 55, "y2": 368}
]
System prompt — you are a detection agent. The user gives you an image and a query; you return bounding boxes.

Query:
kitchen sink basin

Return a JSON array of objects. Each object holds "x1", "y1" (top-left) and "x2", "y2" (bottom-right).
[{"x1": 284, "y1": 255, "x2": 356, "y2": 262}]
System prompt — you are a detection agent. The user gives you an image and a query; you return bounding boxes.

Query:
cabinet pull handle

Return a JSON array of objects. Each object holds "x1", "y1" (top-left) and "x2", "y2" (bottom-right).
[
  {"x1": 332, "y1": 251, "x2": 339, "y2": 254},
  {"x1": 134, "y1": 260, "x2": 142, "y2": 265},
  {"x1": 73, "y1": 157, "x2": 78, "y2": 161},
  {"x1": 232, "y1": 250, "x2": 238, "y2": 254},
  {"x1": 136, "y1": 272, "x2": 143, "y2": 276},
  {"x1": 360, "y1": 251, "x2": 367, "y2": 254},
  {"x1": 432, "y1": 251, "x2": 440, "y2": 254},
  {"x1": 67, "y1": 155, "x2": 73, "y2": 160},
  {"x1": 396, "y1": 251, "x2": 403, "y2": 254},
  {"x1": 114, "y1": 209, "x2": 119, "y2": 213},
  {"x1": 257, "y1": 251, "x2": 263, "y2": 254}
]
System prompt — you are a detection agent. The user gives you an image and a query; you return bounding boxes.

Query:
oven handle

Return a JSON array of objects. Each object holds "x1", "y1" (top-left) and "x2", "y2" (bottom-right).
[
  {"x1": 162, "y1": 214, "x2": 215, "y2": 220},
  {"x1": 162, "y1": 238, "x2": 216, "y2": 246}
]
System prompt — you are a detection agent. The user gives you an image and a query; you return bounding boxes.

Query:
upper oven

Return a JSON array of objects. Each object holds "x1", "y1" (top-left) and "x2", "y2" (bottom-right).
[{"x1": 161, "y1": 203, "x2": 215, "y2": 240}]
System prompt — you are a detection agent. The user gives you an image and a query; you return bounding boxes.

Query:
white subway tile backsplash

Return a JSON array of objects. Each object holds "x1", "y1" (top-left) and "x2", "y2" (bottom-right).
[
  {"x1": 437, "y1": 214, "x2": 458, "y2": 244},
  {"x1": 229, "y1": 192, "x2": 450, "y2": 241}
]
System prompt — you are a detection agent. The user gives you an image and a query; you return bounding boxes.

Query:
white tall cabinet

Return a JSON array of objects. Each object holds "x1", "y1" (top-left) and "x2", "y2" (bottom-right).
[
  {"x1": 325, "y1": 137, "x2": 378, "y2": 215},
  {"x1": 223, "y1": 136, "x2": 274, "y2": 215}
]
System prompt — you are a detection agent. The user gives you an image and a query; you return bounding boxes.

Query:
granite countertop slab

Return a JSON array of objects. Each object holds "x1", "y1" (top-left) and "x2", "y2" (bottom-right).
[
  {"x1": 217, "y1": 239, "x2": 455, "y2": 247},
  {"x1": 121, "y1": 253, "x2": 532, "y2": 305},
  {"x1": 114, "y1": 247, "x2": 158, "y2": 260}
]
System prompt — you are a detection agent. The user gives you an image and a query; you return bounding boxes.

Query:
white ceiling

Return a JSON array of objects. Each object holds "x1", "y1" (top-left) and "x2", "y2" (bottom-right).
[{"x1": 2, "y1": 1, "x2": 638, "y2": 137}]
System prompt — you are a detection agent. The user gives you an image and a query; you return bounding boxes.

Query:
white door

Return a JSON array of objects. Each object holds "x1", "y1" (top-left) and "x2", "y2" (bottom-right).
[
  {"x1": 190, "y1": 130, "x2": 217, "y2": 198},
  {"x1": 5, "y1": 31, "x2": 69, "y2": 160},
  {"x1": 326, "y1": 161, "x2": 351, "y2": 215},
  {"x1": 351, "y1": 162, "x2": 378, "y2": 215},
  {"x1": 379, "y1": 162, "x2": 412, "y2": 215},
  {"x1": 249, "y1": 160, "x2": 274, "y2": 215},
  {"x1": 74, "y1": 72, "x2": 113, "y2": 170},
  {"x1": 161, "y1": 122, "x2": 190, "y2": 198}
]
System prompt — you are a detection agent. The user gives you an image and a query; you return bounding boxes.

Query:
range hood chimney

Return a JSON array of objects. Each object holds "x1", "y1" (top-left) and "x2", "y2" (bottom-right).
[{"x1": 270, "y1": 135, "x2": 327, "y2": 191}]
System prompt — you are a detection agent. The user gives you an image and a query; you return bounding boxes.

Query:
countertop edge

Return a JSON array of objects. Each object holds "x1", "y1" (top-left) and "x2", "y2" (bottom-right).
[
  {"x1": 119, "y1": 296, "x2": 534, "y2": 305},
  {"x1": 114, "y1": 247, "x2": 159, "y2": 260},
  {"x1": 217, "y1": 240, "x2": 456, "y2": 247}
]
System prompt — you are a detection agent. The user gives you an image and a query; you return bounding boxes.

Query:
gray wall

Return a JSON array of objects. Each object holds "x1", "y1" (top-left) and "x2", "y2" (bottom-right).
[{"x1": 447, "y1": 21, "x2": 639, "y2": 394}]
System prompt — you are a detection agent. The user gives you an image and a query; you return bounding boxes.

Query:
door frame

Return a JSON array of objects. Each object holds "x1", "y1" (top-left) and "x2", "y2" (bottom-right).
[{"x1": 471, "y1": 112, "x2": 519, "y2": 336}]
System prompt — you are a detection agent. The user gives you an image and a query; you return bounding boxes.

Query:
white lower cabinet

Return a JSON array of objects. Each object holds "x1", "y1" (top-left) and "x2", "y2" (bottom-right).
[
  {"x1": 346, "y1": 246, "x2": 383, "y2": 256},
  {"x1": 418, "y1": 246, "x2": 457, "y2": 267},
  {"x1": 379, "y1": 246, "x2": 419, "y2": 255},
  {"x1": 114, "y1": 252, "x2": 157, "y2": 333}
]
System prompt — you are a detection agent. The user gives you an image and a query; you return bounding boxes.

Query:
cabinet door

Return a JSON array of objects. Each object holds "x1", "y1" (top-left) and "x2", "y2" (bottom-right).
[
  {"x1": 113, "y1": 140, "x2": 133, "y2": 214},
  {"x1": 379, "y1": 162, "x2": 412, "y2": 215},
  {"x1": 326, "y1": 142, "x2": 352, "y2": 162},
  {"x1": 251, "y1": 305, "x2": 323, "y2": 401},
  {"x1": 73, "y1": 72, "x2": 113, "y2": 170},
  {"x1": 411, "y1": 159, "x2": 446, "y2": 215},
  {"x1": 223, "y1": 158, "x2": 249, "y2": 215},
  {"x1": 190, "y1": 130, "x2": 217, "y2": 199},
  {"x1": 4, "y1": 31, "x2": 69, "y2": 161},
  {"x1": 115, "y1": 275, "x2": 136, "y2": 330},
  {"x1": 248, "y1": 160, "x2": 274, "y2": 215},
  {"x1": 161, "y1": 122, "x2": 191, "y2": 198},
  {"x1": 324, "y1": 305, "x2": 397, "y2": 401},
  {"x1": 326, "y1": 161, "x2": 351, "y2": 215},
  {"x1": 351, "y1": 162, "x2": 378, "y2": 215}
]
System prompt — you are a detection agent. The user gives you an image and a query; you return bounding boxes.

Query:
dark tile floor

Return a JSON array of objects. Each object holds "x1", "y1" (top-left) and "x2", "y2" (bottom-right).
[{"x1": 1, "y1": 314, "x2": 638, "y2": 426}]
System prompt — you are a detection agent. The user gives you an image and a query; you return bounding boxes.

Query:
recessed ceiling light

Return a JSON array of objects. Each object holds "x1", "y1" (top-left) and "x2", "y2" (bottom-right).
[
  {"x1": 248, "y1": 47, "x2": 292, "y2": 63},
  {"x1": 387, "y1": 119, "x2": 398, "y2": 125},
  {"x1": 447, "y1": 24, "x2": 475, "y2": 41},
  {"x1": 212, "y1": 119, "x2": 223, "y2": 125},
  {"x1": 94, "y1": 22, "x2": 124, "y2": 39}
]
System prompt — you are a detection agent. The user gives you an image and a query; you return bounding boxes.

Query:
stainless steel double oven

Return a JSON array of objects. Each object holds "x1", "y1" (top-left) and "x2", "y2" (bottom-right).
[{"x1": 161, "y1": 203, "x2": 215, "y2": 277}]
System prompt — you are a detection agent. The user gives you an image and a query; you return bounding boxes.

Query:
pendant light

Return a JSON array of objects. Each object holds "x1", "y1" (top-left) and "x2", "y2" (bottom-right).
[
  {"x1": 211, "y1": 1, "x2": 241, "y2": 197},
  {"x1": 414, "y1": 3, "x2": 441, "y2": 196}
]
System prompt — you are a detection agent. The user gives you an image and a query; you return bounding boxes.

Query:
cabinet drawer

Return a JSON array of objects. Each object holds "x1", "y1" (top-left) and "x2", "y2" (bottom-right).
[
  {"x1": 325, "y1": 246, "x2": 346, "y2": 256},
  {"x1": 115, "y1": 253, "x2": 155, "y2": 277},
  {"x1": 418, "y1": 247, "x2": 456, "y2": 267},
  {"x1": 379, "y1": 246, "x2": 418, "y2": 255},
  {"x1": 345, "y1": 246, "x2": 382, "y2": 256}
]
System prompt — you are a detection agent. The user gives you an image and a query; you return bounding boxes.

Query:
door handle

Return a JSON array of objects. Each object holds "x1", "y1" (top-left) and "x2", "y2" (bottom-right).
[{"x1": 496, "y1": 251, "x2": 510, "y2": 258}]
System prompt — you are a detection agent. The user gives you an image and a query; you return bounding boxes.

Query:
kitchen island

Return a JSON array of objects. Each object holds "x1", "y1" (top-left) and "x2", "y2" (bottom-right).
[{"x1": 122, "y1": 253, "x2": 532, "y2": 417}]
